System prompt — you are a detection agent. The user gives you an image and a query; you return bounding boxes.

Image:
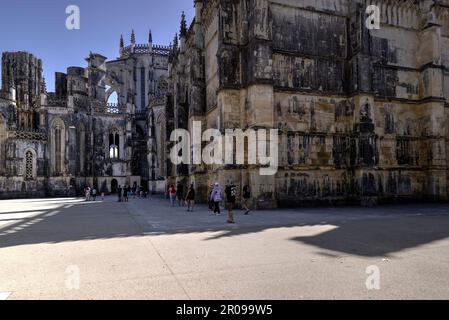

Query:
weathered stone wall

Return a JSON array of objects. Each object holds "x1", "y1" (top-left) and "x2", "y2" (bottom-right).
[
  {"x1": 0, "y1": 35, "x2": 170, "y2": 199},
  {"x1": 166, "y1": 0, "x2": 449, "y2": 208}
]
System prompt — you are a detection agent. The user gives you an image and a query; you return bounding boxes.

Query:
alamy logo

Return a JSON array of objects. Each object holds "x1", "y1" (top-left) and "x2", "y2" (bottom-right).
[
  {"x1": 170, "y1": 121, "x2": 279, "y2": 176},
  {"x1": 366, "y1": 5, "x2": 381, "y2": 30},
  {"x1": 65, "y1": 265, "x2": 80, "y2": 290},
  {"x1": 365, "y1": 265, "x2": 381, "y2": 290},
  {"x1": 66, "y1": 5, "x2": 80, "y2": 30}
]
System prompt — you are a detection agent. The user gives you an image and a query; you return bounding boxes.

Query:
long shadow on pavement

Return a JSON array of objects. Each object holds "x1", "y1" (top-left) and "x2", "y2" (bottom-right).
[{"x1": 1, "y1": 196, "x2": 449, "y2": 258}]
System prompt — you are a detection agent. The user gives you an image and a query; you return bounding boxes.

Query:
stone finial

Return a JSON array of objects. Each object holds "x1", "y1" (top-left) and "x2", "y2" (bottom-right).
[
  {"x1": 180, "y1": 11, "x2": 187, "y2": 37},
  {"x1": 131, "y1": 29, "x2": 136, "y2": 44},
  {"x1": 148, "y1": 29, "x2": 153, "y2": 44},
  {"x1": 120, "y1": 34, "x2": 124, "y2": 49}
]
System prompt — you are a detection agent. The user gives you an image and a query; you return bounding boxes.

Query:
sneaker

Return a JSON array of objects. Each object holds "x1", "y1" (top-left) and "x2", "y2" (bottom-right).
[
  {"x1": 244, "y1": 210, "x2": 250, "y2": 215},
  {"x1": 227, "y1": 220, "x2": 235, "y2": 224}
]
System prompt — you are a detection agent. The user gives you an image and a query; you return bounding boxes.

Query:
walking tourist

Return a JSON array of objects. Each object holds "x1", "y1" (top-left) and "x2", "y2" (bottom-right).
[
  {"x1": 117, "y1": 185, "x2": 122, "y2": 202},
  {"x1": 242, "y1": 185, "x2": 251, "y2": 215},
  {"x1": 91, "y1": 187, "x2": 97, "y2": 201},
  {"x1": 168, "y1": 184, "x2": 176, "y2": 207},
  {"x1": 210, "y1": 183, "x2": 223, "y2": 215},
  {"x1": 123, "y1": 186, "x2": 129, "y2": 202},
  {"x1": 131, "y1": 185, "x2": 136, "y2": 198},
  {"x1": 176, "y1": 182, "x2": 184, "y2": 207},
  {"x1": 85, "y1": 186, "x2": 91, "y2": 201},
  {"x1": 208, "y1": 184, "x2": 214, "y2": 211},
  {"x1": 225, "y1": 182, "x2": 237, "y2": 224},
  {"x1": 185, "y1": 184, "x2": 196, "y2": 212}
]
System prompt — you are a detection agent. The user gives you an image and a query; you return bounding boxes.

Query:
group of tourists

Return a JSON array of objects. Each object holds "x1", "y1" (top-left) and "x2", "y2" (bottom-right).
[
  {"x1": 209, "y1": 182, "x2": 251, "y2": 224},
  {"x1": 168, "y1": 181, "x2": 252, "y2": 224},
  {"x1": 84, "y1": 180, "x2": 253, "y2": 225},
  {"x1": 117, "y1": 185, "x2": 149, "y2": 202},
  {"x1": 83, "y1": 184, "x2": 150, "y2": 203},
  {"x1": 84, "y1": 186, "x2": 100, "y2": 201},
  {"x1": 167, "y1": 182, "x2": 196, "y2": 212}
]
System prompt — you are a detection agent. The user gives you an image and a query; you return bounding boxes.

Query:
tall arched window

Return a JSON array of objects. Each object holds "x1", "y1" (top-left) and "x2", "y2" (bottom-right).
[
  {"x1": 78, "y1": 125, "x2": 86, "y2": 174},
  {"x1": 109, "y1": 131, "x2": 120, "y2": 159},
  {"x1": 140, "y1": 67, "x2": 146, "y2": 110},
  {"x1": 107, "y1": 91, "x2": 118, "y2": 104},
  {"x1": 110, "y1": 145, "x2": 119, "y2": 159},
  {"x1": 51, "y1": 119, "x2": 65, "y2": 175},
  {"x1": 0, "y1": 115, "x2": 6, "y2": 175},
  {"x1": 55, "y1": 127, "x2": 62, "y2": 173},
  {"x1": 25, "y1": 151, "x2": 34, "y2": 180}
]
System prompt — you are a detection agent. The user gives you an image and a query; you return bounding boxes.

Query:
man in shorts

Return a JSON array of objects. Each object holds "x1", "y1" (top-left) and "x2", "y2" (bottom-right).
[{"x1": 225, "y1": 182, "x2": 237, "y2": 224}]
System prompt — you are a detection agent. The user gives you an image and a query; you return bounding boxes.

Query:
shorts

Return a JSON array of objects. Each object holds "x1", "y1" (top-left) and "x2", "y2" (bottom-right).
[{"x1": 226, "y1": 202, "x2": 235, "y2": 210}]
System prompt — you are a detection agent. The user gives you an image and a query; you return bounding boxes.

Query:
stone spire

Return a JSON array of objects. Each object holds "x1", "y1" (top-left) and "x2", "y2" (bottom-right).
[
  {"x1": 131, "y1": 29, "x2": 136, "y2": 44},
  {"x1": 180, "y1": 11, "x2": 187, "y2": 37},
  {"x1": 40, "y1": 77, "x2": 46, "y2": 94},
  {"x1": 119, "y1": 34, "x2": 125, "y2": 57},
  {"x1": 148, "y1": 29, "x2": 153, "y2": 52},
  {"x1": 180, "y1": 12, "x2": 187, "y2": 53},
  {"x1": 130, "y1": 30, "x2": 136, "y2": 53},
  {"x1": 173, "y1": 33, "x2": 179, "y2": 51}
]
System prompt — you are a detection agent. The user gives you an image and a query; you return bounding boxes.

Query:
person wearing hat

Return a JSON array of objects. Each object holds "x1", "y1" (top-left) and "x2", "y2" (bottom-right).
[{"x1": 210, "y1": 182, "x2": 223, "y2": 215}]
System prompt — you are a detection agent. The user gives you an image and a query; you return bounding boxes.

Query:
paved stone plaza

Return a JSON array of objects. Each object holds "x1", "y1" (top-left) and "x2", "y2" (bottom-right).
[{"x1": 1, "y1": 196, "x2": 449, "y2": 300}]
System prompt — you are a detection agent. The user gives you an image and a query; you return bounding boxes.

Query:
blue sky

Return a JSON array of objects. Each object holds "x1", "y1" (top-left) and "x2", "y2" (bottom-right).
[{"x1": 0, "y1": 0, "x2": 194, "y2": 91}]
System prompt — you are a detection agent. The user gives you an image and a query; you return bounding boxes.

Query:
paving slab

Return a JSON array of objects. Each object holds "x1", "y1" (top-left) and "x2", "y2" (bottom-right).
[{"x1": 1, "y1": 196, "x2": 449, "y2": 299}]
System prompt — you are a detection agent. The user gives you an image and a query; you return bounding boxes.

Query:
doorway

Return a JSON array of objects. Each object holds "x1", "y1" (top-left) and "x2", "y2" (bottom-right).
[{"x1": 111, "y1": 179, "x2": 118, "y2": 194}]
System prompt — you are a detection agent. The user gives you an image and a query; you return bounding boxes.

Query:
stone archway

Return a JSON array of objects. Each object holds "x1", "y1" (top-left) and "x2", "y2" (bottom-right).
[{"x1": 111, "y1": 179, "x2": 118, "y2": 194}]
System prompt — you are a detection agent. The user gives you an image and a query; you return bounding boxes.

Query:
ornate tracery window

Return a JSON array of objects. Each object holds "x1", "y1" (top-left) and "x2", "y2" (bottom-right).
[
  {"x1": 55, "y1": 126, "x2": 62, "y2": 173},
  {"x1": 25, "y1": 151, "x2": 34, "y2": 180},
  {"x1": 140, "y1": 67, "x2": 146, "y2": 110}
]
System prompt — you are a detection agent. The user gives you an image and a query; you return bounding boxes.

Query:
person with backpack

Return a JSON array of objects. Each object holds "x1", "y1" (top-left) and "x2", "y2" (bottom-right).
[
  {"x1": 210, "y1": 183, "x2": 223, "y2": 215},
  {"x1": 242, "y1": 185, "x2": 251, "y2": 215},
  {"x1": 91, "y1": 187, "x2": 97, "y2": 201},
  {"x1": 225, "y1": 182, "x2": 237, "y2": 224},
  {"x1": 185, "y1": 184, "x2": 196, "y2": 212}
]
